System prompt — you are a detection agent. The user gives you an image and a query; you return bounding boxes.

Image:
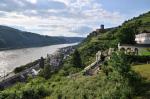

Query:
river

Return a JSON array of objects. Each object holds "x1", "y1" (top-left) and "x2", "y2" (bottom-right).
[{"x1": 0, "y1": 43, "x2": 78, "y2": 76}]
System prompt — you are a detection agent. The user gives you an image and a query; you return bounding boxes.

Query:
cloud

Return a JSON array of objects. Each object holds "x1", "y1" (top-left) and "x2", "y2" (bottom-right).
[
  {"x1": 26, "y1": 0, "x2": 37, "y2": 4},
  {"x1": 0, "y1": 0, "x2": 67, "y2": 12},
  {"x1": 70, "y1": 26, "x2": 93, "y2": 34},
  {"x1": 0, "y1": 0, "x2": 125, "y2": 37},
  {"x1": 0, "y1": 11, "x2": 7, "y2": 17}
]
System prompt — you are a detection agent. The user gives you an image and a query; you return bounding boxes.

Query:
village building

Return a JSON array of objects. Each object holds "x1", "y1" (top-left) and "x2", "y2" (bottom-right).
[
  {"x1": 118, "y1": 32, "x2": 150, "y2": 55},
  {"x1": 135, "y1": 33, "x2": 150, "y2": 44}
]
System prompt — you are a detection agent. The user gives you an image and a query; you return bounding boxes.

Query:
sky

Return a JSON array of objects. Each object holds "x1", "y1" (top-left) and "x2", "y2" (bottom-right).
[{"x1": 0, "y1": 0, "x2": 150, "y2": 37}]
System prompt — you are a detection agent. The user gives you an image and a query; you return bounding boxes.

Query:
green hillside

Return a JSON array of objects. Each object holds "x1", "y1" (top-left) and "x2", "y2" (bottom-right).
[
  {"x1": 78, "y1": 11, "x2": 150, "y2": 65},
  {"x1": 0, "y1": 25, "x2": 84, "y2": 50},
  {"x1": 123, "y1": 11, "x2": 150, "y2": 32},
  {"x1": 0, "y1": 11, "x2": 150, "y2": 99},
  {"x1": 132, "y1": 64, "x2": 150, "y2": 99}
]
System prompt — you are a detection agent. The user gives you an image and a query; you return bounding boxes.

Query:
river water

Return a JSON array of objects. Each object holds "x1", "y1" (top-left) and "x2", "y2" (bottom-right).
[{"x1": 0, "y1": 43, "x2": 77, "y2": 76}]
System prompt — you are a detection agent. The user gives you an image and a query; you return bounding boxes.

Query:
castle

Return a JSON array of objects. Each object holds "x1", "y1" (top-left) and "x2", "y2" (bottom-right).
[
  {"x1": 96, "y1": 24, "x2": 105, "y2": 33},
  {"x1": 88, "y1": 24, "x2": 105, "y2": 37}
]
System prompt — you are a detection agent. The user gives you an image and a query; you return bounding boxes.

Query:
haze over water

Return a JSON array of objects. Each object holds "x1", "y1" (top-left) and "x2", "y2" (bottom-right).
[{"x1": 0, "y1": 43, "x2": 77, "y2": 76}]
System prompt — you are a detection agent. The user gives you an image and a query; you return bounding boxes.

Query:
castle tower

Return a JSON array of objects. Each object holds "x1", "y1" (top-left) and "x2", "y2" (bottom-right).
[{"x1": 101, "y1": 24, "x2": 104, "y2": 30}]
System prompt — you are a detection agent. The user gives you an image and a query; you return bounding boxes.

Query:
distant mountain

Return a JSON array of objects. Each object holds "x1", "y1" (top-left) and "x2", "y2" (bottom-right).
[{"x1": 0, "y1": 25, "x2": 84, "y2": 50}]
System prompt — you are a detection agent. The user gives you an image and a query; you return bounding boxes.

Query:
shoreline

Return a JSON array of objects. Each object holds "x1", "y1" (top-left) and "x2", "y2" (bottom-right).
[
  {"x1": 0, "y1": 42, "x2": 79, "y2": 51},
  {"x1": 0, "y1": 44, "x2": 76, "y2": 88},
  {"x1": 0, "y1": 43, "x2": 79, "y2": 77}
]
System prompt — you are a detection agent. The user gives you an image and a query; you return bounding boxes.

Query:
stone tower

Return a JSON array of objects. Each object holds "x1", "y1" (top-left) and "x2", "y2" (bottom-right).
[{"x1": 101, "y1": 24, "x2": 104, "y2": 30}]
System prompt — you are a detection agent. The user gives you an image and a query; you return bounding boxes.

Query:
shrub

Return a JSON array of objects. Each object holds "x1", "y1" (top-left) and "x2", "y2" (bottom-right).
[
  {"x1": 72, "y1": 49, "x2": 82, "y2": 68},
  {"x1": 39, "y1": 64, "x2": 52, "y2": 79}
]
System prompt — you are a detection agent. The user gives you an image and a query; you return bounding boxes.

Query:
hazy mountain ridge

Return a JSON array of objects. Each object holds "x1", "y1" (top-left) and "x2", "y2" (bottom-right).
[{"x1": 0, "y1": 25, "x2": 84, "y2": 50}]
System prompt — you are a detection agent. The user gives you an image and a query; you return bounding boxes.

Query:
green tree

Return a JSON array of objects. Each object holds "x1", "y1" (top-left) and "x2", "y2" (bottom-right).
[
  {"x1": 116, "y1": 20, "x2": 142, "y2": 44},
  {"x1": 109, "y1": 52, "x2": 142, "y2": 93},
  {"x1": 108, "y1": 52, "x2": 130, "y2": 76},
  {"x1": 72, "y1": 49, "x2": 82, "y2": 68},
  {"x1": 39, "y1": 57, "x2": 44, "y2": 68},
  {"x1": 117, "y1": 25, "x2": 136, "y2": 44},
  {"x1": 39, "y1": 64, "x2": 52, "y2": 79}
]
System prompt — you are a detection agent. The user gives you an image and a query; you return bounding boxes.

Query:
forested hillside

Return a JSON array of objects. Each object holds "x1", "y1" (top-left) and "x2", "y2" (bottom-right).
[{"x1": 0, "y1": 25, "x2": 84, "y2": 50}]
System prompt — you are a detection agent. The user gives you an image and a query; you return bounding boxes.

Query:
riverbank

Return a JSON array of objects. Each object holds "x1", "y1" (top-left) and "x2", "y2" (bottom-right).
[
  {"x1": 0, "y1": 44, "x2": 76, "y2": 89},
  {"x1": 0, "y1": 43, "x2": 78, "y2": 77}
]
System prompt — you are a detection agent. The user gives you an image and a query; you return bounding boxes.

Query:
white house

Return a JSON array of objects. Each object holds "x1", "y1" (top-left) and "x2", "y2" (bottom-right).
[{"x1": 135, "y1": 33, "x2": 150, "y2": 44}]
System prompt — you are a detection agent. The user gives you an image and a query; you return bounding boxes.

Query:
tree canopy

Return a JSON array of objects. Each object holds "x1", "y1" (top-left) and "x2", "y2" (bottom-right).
[{"x1": 72, "y1": 49, "x2": 82, "y2": 68}]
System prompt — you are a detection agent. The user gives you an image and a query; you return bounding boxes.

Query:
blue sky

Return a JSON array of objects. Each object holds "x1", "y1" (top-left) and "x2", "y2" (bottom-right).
[{"x1": 0, "y1": 0, "x2": 149, "y2": 37}]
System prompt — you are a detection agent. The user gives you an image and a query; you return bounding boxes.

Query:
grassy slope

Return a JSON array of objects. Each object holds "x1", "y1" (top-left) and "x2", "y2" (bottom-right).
[
  {"x1": 132, "y1": 64, "x2": 150, "y2": 99},
  {"x1": 128, "y1": 12, "x2": 150, "y2": 23},
  {"x1": 139, "y1": 49, "x2": 150, "y2": 56},
  {"x1": 133, "y1": 64, "x2": 150, "y2": 80},
  {"x1": 125, "y1": 11, "x2": 150, "y2": 31},
  {"x1": 78, "y1": 30, "x2": 117, "y2": 66}
]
